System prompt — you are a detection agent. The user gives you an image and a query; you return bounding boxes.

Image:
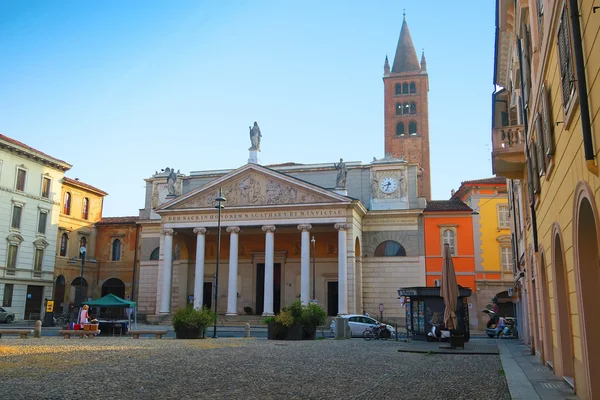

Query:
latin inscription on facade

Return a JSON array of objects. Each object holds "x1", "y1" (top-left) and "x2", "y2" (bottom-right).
[{"x1": 165, "y1": 209, "x2": 345, "y2": 223}]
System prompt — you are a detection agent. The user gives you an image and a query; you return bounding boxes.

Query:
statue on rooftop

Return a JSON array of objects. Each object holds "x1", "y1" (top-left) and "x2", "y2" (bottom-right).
[{"x1": 249, "y1": 121, "x2": 262, "y2": 151}]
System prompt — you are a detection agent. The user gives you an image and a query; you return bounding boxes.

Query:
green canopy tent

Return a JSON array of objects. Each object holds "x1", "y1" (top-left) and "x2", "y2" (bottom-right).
[{"x1": 82, "y1": 293, "x2": 137, "y2": 328}]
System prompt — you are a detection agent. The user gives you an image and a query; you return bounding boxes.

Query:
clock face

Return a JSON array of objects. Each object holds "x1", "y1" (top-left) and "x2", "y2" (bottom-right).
[{"x1": 379, "y1": 177, "x2": 398, "y2": 194}]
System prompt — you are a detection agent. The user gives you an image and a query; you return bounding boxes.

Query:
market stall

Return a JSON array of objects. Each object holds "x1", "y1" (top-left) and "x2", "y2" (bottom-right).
[{"x1": 82, "y1": 294, "x2": 137, "y2": 336}]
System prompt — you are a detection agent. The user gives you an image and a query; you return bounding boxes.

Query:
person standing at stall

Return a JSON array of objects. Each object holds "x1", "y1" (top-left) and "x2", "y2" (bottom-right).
[{"x1": 80, "y1": 305, "x2": 90, "y2": 324}]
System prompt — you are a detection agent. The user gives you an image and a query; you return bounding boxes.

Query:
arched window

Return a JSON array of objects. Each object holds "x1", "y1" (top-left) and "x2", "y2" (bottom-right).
[
  {"x1": 80, "y1": 236, "x2": 87, "y2": 249},
  {"x1": 396, "y1": 122, "x2": 405, "y2": 136},
  {"x1": 403, "y1": 102, "x2": 410, "y2": 113},
  {"x1": 374, "y1": 240, "x2": 406, "y2": 256},
  {"x1": 409, "y1": 122, "x2": 418, "y2": 135},
  {"x1": 402, "y1": 83, "x2": 409, "y2": 94},
  {"x1": 443, "y1": 229, "x2": 456, "y2": 255},
  {"x1": 82, "y1": 198, "x2": 89, "y2": 220},
  {"x1": 410, "y1": 82, "x2": 416, "y2": 94},
  {"x1": 111, "y1": 239, "x2": 122, "y2": 261},
  {"x1": 395, "y1": 103, "x2": 403, "y2": 115},
  {"x1": 63, "y1": 192, "x2": 71, "y2": 215},
  {"x1": 410, "y1": 102, "x2": 417, "y2": 114},
  {"x1": 150, "y1": 247, "x2": 160, "y2": 260},
  {"x1": 395, "y1": 83, "x2": 402, "y2": 95},
  {"x1": 60, "y1": 233, "x2": 68, "y2": 257}
]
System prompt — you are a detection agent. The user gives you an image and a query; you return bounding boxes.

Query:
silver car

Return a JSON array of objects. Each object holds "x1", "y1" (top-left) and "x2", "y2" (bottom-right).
[
  {"x1": 329, "y1": 314, "x2": 396, "y2": 338},
  {"x1": 0, "y1": 307, "x2": 15, "y2": 323}
]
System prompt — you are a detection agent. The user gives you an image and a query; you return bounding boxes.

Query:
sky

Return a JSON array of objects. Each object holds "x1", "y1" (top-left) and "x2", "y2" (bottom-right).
[{"x1": 0, "y1": 1, "x2": 496, "y2": 217}]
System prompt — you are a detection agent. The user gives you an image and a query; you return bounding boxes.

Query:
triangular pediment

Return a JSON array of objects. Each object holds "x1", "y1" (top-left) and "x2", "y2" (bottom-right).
[{"x1": 158, "y1": 164, "x2": 351, "y2": 210}]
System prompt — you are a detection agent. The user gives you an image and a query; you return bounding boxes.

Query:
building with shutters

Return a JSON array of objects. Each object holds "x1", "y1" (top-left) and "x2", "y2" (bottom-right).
[
  {"x1": 0, "y1": 134, "x2": 71, "y2": 321},
  {"x1": 492, "y1": 0, "x2": 600, "y2": 398}
]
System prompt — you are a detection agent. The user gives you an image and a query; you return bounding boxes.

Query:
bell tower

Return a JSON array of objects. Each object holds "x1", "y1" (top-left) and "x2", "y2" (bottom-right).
[{"x1": 383, "y1": 13, "x2": 431, "y2": 200}]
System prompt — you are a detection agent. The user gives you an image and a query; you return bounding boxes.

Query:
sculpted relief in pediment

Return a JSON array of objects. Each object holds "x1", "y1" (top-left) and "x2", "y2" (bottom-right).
[{"x1": 173, "y1": 173, "x2": 335, "y2": 209}]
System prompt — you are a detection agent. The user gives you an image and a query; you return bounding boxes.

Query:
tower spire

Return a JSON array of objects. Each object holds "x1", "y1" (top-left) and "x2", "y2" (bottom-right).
[
  {"x1": 420, "y1": 49, "x2": 427, "y2": 71},
  {"x1": 384, "y1": 55, "x2": 390, "y2": 75},
  {"x1": 391, "y1": 13, "x2": 420, "y2": 73}
]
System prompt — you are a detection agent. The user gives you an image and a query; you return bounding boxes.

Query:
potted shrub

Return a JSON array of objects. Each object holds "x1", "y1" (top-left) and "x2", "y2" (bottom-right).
[
  {"x1": 172, "y1": 306, "x2": 214, "y2": 339},
  {"x1": 300, "y1": 302, "x2": 327, "y2": 340},
  {"x1": 266, "y1": 300, "x2": 326, "y2": 340}
]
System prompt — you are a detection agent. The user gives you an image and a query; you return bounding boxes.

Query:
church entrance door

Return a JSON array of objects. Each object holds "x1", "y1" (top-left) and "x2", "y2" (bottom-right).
[
  {"x1": 255, "y1": 263, "x2": 281, "y2": 315},
  {"x1": 327, "y1": 281, "x2": 338, "y2": 316}
]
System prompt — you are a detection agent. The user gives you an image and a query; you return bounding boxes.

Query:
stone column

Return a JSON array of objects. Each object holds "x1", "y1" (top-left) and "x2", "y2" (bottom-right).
[
  {"x1": 193, "y1": 228, "x2": 207, "y2": 310},
  {"x1": 335, "y1": 223, "x2": 349, "y2": 315},
  {"x1": 226, "y1": 226, "x2": 241, "y2": 316},
  {"x1": 160, "y1": 229, "x2": 175, "y2": 314},
  {"x1": 297, "y1": 224, "x2": 312, "y2": 304},
  {"x1": 262, "y1": 225, "x2": 276, "y2": 316}
]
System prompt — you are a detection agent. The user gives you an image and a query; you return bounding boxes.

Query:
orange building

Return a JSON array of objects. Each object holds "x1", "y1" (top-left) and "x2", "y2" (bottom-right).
[{"x1": 423, "y1": 199, "x2": 477, "y2": 327}]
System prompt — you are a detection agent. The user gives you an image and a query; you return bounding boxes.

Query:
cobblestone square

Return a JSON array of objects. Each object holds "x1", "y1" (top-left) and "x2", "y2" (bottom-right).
[{"x1": 0, "y1": 338, "x2": 510, "y2": 400}]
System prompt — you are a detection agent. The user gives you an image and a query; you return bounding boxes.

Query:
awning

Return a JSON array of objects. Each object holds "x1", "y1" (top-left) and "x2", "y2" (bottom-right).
[{"x1": 83, "y1": 293, "x2": 136, "y2": 308}]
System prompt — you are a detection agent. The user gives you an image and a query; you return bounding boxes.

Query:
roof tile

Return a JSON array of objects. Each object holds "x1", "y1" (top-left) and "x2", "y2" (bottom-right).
[{"x1": 425, "y1": 200, "x2": 473, "y2": 212}]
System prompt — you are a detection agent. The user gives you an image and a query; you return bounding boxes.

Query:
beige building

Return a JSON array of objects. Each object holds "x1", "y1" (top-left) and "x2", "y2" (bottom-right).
[{"x1": 492, "y1": 0, "x2": 600, "y2": 398}]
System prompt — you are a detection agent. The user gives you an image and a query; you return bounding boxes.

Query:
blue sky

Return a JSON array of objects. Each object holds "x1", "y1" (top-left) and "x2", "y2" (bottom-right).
[{"x1": 0, "y1": 1, "x2": 496, "y2": 216}]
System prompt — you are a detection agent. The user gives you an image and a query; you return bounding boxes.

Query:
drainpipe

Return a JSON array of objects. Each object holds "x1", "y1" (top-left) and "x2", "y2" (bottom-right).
[
  {"x1": 568, "y1": 0, "x2": 597, "y2": 174},
  {"x1": 516, "y1": 37, "x2": 539, "y2": 253},
  {"x1": 510, "y1": 180, "x2": 520, "y2": 272},
  {"x1": 131, "y1": 224, "x2": 141, "y2": 302}
]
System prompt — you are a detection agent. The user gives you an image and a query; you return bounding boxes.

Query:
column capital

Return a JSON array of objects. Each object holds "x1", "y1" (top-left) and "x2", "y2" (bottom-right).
[
  {"x1": 297, "y1": 224, "x2": 312, "y2": 232},
  {"x1": 162, "y1": 228, "x2": 175, "y2": 236},
  {"x1": 334, "y1": 223, "x2": 350, "y2": 231},
  {"x1": 193, "y1": 227, "x2": 207, "y2": 235},
  {"x1": 226, "y1": 226, "x2": 241, "y2": 234},
  {"x1": 262, "y1": 225, "x2": 277, "y2": 233}
]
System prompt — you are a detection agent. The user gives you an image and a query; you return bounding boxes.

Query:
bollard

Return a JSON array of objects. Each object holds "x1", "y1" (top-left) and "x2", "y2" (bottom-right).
[
  {"x1": 244, "y1": 323, "x2": 251, "y2": 338},
  {"x1": 34, "y1": 320, "x2": 42, "y2": 338}
]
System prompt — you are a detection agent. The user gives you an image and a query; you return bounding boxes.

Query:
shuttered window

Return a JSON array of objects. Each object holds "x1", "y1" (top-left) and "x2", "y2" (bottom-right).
[
  {"x1": 541, "y1": 83, "x2": 555, "y2": 158},
  {"x1": 530, "y1": 144, "x2": 541, "y2": 194},
  {"x1": 557, "y1": 7, "x2": 575, "y2": 108},
  {"x1": 535, "y1": 113, "x2": 546, "y2": 175},
  {"x1": 521, "y1": 23, "x2": 533, "y2": 106}
]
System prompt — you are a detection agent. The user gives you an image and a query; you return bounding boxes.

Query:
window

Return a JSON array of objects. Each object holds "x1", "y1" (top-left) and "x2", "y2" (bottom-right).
[
  {"x1": 410, "y1": 102, "x2": 417, "y2": 114},
  {"x1": 498, "y1": 205, "x2": 510, "y2": 228},
  {"x1": 11, "y1": 205, "x2": 22, "y2": 230},
  {"x1": 402, "y1": 83, "x2": 408, "y2": 94},
  {"x1": 60, "y1": 233, "x2": 68, "y2": 257},
  {"x1": 34, "y1": 248, "x2": 44, "y2": 274},
  {"x1": 557, "y1": 6, "x2": 575, "y2": 109},
  {"x1": 395, "y1": 84, "x2": 401, "y2": 95},
  {"x1": 7, "y1": 244, "x2": 18, "y2": 269},
  {"x1": 150, "y1": 247, "x2": 160, "y2": 260},
  {"x1": 409, "y1": 122, "x2": 417, "y2": 135},
  {"x1": 541, "y1": 83, "x2": 555, "y2": 159},
  {"x1": 374, "y1": 240, "x2": 406, "y2": 256},
  {"x1": 2, "y1": 284, "x2": 14, "y2": 307},
  {"x1": 112, "y1": 239, "x2": 122, "y2": 261},
  {"x1": 442, "y1": 229, "x2": 456, "y2": 255},
  {"x1": 82, "y1": 198, "x2": 89, "y2": 220},
  {"x1": 63, "y1": 192, "x2": 71, "y2": 215},
  {"x1": 396, "y1": 103, "x2": 403, "y2": 115},
  {"x1": 80, "y1": 236, "x2": 87, "y2": 248},
  {"x1": 409, "y1": 82, "x2": 416, "y2": 94},
  {"x1": 501, "y1": 246, "x2": 513, "y2": 270},
  {"x1": 38, "y1": 211, "x2": 47, "y2": 235},
  {"x1": 396, "y1": 122, "x2": 405, "y2": 136},
  {"x1": 16, "y1": 168, "x2": 26, "y2": 191},
  {"x1": 41, "y1": 177, "x2": 51, "y2": 199},
  {"x1": 535, "y1": 114, "x2": 546, "y2": 175}
]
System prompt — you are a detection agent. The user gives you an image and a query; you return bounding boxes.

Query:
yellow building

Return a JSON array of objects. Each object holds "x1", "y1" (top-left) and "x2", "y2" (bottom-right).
[
  {"x1": 452, "y1": 177, "x2": 513, "y2": 329},
  {"x1": 492, "y1": 1, "x2": 600, "y2": 398}
]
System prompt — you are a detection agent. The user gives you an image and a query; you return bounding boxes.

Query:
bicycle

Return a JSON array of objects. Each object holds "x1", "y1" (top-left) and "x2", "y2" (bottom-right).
[
  {"x1": 363, "y1": 325, "x2": 391, "y2": 340},
  {"x1": 53, "y1": 313, "x2": 70, "y2": 328}
]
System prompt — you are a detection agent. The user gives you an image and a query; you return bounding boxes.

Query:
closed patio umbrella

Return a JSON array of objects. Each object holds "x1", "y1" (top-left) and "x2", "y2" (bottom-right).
[{"x1": 441, "y1": 243, "x2": 459, "y2": 331}]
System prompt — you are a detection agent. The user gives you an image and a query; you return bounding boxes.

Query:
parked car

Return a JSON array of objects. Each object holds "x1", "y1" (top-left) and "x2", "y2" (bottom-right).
[
  {"x1": 0, "y1": 307, "x2": 15, "y2": 323},
  {"x1": 329, "y1": 314, "x2": 396, "y2": 338},
  {"x1": 482, "y1": 309, "x2": 515, "y2": 338}
]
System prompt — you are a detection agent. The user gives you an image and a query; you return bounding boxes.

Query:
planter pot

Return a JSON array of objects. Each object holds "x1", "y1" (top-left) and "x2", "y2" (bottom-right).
[
  {"x1": 303, "y1": 327, "x2": 317, "y2": 340},
  {"x1": 450, "y1": 333, "x2": 465, "y2": 348},
  {"x1": 268, "y1": 322, "x2": 316, "y2": 340},
  {"x1": 175, "y1": 327, "x2": 201, "y2": 339}
]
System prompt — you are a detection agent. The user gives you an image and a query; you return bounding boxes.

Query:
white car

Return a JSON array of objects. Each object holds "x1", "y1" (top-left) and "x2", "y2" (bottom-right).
[{"x1": 329, "y1": 314, "x2": 396, "y2": 338}]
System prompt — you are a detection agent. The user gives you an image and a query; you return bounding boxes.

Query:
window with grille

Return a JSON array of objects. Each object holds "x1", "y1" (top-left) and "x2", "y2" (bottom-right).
[
  {"x1": 501, "y1": 246, "x2": 513, "y2": 270},
  {"x1": 442, "y1": 229, "x2": 456, "y2": 255},
  {"x1": 498, "y1": 205, "x2": 510, "y2": 228},
  {"x1": 38, "y1": 211, "x2": 47, "y2": 234},
  {"x1": 16, "y1": 168, "x2": 26, "y2": 191},
  {"x1": 11, "y1": 205, "x2": 22, "y2": 230},
  {"x1": 41, "y1": 177, "x2": 51, "y2": 198},
  {"x1": 557, "y1": 7, "x2": 575, "y2": 108}
]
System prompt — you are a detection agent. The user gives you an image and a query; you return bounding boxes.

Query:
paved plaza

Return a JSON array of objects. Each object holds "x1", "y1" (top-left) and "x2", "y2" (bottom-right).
[{"x1": 0, "y1": 337, "x2": 510, "y2": 400}]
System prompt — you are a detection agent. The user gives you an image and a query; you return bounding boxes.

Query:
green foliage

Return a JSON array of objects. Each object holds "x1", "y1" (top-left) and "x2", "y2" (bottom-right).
[
  {"x1": 275, "y1": 309, "x2": 295, "y2": 327},
  {"x1": 172, "y1": 306, "x2": 214, "y2": 332},
  {"x1": 299, "y1": 303, "x2": 327, "y2": 330},
  {"x1": 287, "y1": 300, "x2": 304, "y2": 320},
  {"x1": 263, "y1": 316, "x2": 275, "y2": 325}
]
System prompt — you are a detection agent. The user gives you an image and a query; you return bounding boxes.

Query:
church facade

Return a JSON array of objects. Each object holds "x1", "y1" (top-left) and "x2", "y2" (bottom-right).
[{"x1": 136, "y1": 16, "x2": 432, "y2": 323}]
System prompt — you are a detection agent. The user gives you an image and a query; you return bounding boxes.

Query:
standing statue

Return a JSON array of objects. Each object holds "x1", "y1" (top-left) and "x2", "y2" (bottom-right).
[
  {"x1": 167, "y1": 168, "x2": 178, "y2": 196},
  {"x1": 249, "y1": 121, "x2": 262, "y2": 151},
  {"x1": 334, "y1": 158, "x2": 348, "y2": 188}
]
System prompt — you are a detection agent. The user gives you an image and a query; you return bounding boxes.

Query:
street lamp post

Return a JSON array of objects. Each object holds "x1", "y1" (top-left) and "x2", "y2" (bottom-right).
[
  {"x1": 75, "y1": 245, "x2": 87, "y2": 307},
  {"x1": 212, "y1": 188, "x2": 226, "y2": 339},
  {"x1": 311, "y1": 236, "x2": 316, "y2": 301}
]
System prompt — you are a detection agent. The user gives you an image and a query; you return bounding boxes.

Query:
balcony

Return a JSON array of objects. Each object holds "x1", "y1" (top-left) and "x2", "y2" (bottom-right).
[{"x1": 491, "y1": 125, "x2": 526, "y2": 179}]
